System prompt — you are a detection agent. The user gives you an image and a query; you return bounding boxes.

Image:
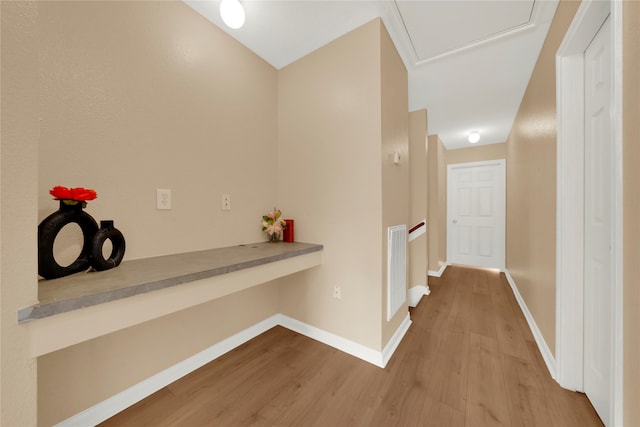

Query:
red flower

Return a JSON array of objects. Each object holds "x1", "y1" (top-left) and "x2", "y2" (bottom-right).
[
  {"x1": 49, "y1": 186, "x2": 71, "y2": 200},
  {"x1": 50, "y1": 186, "x2": 97, "y2": 202},
  {"x1": 70, "y1": 187, "x2": 97, "y2": 201}
]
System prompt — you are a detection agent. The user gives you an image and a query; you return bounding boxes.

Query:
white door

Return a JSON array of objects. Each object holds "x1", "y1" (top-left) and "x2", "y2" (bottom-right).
[
  {"x1": 447, "y1": 160, "x2": 505, "y2": 270},
  {"x1": 583, "y1": 15, "x2": 612, "y2": 426}
]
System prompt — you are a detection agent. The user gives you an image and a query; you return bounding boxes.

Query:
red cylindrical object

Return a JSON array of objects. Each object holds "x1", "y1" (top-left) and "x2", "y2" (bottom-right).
[{"x1": 283, "y1": 219, "x2": 294, "y2": 243}]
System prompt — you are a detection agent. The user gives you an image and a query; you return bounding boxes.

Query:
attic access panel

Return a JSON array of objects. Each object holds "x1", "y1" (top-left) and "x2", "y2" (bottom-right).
[{"x1": 395, "y1": 0, "x2": 536, "y2": 63}]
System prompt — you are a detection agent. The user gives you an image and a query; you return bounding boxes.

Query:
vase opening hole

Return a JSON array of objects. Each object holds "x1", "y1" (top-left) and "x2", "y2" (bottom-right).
[
  {"x1": 52, "y1": 223, "x2": 84, "y2": 267},
  {"x1": 101, "y1": 238, "x2": 114, "y2": 259}
]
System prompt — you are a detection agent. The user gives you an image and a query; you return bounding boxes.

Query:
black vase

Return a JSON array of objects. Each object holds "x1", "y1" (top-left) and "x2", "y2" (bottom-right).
[
  {"x1": 90, "y1": 220, "x2": 126, "y2": 271},
  {"x1": 38, "y1": 200, "x2": 99, "y2": 279}
]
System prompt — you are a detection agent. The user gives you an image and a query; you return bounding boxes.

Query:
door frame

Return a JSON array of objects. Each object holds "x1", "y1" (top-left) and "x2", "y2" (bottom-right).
[
  {"x1": 446, "y1": 159, "x2": 506, "y2": 271},
  {"x1": 556, "y1": 0, "x2": 623, "y2": 424}
]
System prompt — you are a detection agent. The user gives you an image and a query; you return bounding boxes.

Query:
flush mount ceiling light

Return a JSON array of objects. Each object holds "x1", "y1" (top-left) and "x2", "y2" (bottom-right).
[
  {"x1": 468, "y1": 131, "x2": 480, "y2": 144},
  {"x1": 220, "y1": 0, "x2": 245, "y2": 29}
]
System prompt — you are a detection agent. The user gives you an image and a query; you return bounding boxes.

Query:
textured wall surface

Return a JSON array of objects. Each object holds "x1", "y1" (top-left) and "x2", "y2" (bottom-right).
[
  {"x1": 380, "y1": 22, "x2": 410, "y2": 345},
  {"x1": 277, "y1": 19, "x2": 384, "y2": 350},
  {"x1": 0, "y1": 2, "x2": 40, "y2": 425},
  {"x1": 505, "y1": 0, "x2": 580, "y2": 354},
  {"x1": 38, "y1": 1, "x2": 278, "y2": 261},
  {"x1": 622, "y1": 1, "x2": 640, "y2": 424},
  {"x1": 427, "y1": 135, "x2": 447, "y2": 271},
  {"x1": 408, "y1": 110, "x2": 428, "y2": 287},
  {"x1": 34, "y1": 2, "x2": 281, "y2": 424}
]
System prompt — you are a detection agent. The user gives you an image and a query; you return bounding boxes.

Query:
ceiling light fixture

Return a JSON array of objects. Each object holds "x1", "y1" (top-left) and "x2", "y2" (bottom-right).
[
  {"x1": 220, "y1": 0, "x2": 245, "y2": 29},
  {"x1": 468, "y1": 131, "x2": 480, "y2": 144}
]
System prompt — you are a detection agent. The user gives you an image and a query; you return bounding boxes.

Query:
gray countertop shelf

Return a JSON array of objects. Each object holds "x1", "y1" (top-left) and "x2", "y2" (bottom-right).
[{"x1": 19, "y1": 241, "x2": 323, "y2": 323}]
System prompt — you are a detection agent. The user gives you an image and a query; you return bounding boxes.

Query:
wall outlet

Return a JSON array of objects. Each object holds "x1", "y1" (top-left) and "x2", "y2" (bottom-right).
[
  {"x1": 156, "y1": 189, "x2": 171, "y2": 210},
  {"x1": 221, "y1": 194, "x2": 231, "y2": 211},
  {"x1": 332, "y1": 285, "x2": 342, "y2": 300}
]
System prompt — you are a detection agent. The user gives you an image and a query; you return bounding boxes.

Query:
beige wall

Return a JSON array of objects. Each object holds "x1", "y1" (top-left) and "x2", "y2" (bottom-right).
[
  {"x1": 408, "y1": 110, "x2": 428, "y2": 287},
  {"x1": 505, "y1": 0, "x2": 580, "y2": 355},
  {"x1": 446, "y1": 142, "x2": 506, "y2": 165},
  {"x1": 32, "y1": 2, "x2": 282, "y2": 424},
  {"x1": 278, "y1": 19, "x2": 409, "y2": 351},
  {"x1": 380, "y1": 23, "x2": 410, "y2": 343},
  {"x1": 0, "y1": 2, "x2": 39, "y2": 425},
  {"x1": 427, "y1": 135, "x2": 447, "y2": 271},
  {"x1": 2, "y1": 5, "x2": 412, "y2": 424},
  {"x1": 277, "y1": 20, "x2": 382, "y2": 350},
  {"x1": 623, "y1": 1, "x2": 640, "y2": 425},
  {"x1": 38, "y1": 1, "x2": 279, "y2": 261},
  {"x1": 437, "y1": 140, "x2": 447, "y2": 270},
  {"x1": 12, "y1": 0, "x2": 632, "y2": 424},
  {"x1": 39, "y1": 281, "x2": 280, "y2": 425}
]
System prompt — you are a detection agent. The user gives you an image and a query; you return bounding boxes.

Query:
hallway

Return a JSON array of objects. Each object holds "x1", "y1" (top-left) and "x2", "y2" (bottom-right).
[{"x1": 101, "y1": 266, "x2": 602, "y2": 426}]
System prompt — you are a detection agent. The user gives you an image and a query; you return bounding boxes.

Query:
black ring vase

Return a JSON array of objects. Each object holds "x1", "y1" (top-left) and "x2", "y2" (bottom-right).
[
  {"x1": 38, "y1": 200, "x2": 99, "y2": 279},
  {"x1": 38, "y1": 201, "x2": 126, "y2": 279},
  {"x1": 90, "y1": 220, "x2": 126, "y2": 271}
]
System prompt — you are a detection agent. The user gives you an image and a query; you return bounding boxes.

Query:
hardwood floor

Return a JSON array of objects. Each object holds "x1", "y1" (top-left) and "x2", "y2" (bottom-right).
[{"x1": 100, "y1": 266, "x2": 603, "y2": 427}]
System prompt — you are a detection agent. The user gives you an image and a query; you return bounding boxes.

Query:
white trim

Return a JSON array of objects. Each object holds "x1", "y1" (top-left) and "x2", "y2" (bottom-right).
[
  {"x1": 408, "y1": 285, "x2": 431, "y2": 307},
  {"x1": 381, "y1": 313, "x2": 412, "y2": 367},
  {"x1": 53, "y1": 314, "x2": 281, "y2": 427},
  {"x1": 555, "y1": 33, "x2": 586, "y2": 392},
  {"x1": 556, "y1": 1, "x2": 623, "y2": 424},
  {"x1": 381, "y1": 0, "x2": 558, "y2": 68},
  {"x1": 611, "y1": 1, "x2": 624, "y2": 423},
  {"x1": 428, "y1": 262, "x2": 448, "y2": 278},
  {"x1": 504, "y1": 271, "x2": 557, "y2": 380},
  {"x1": 276, "y1": 314, "x2": 384, "y2": 367},
  {"x1": 408, "y1": 219, "x2": 426, "y2": 242},
  {"x1": 278, "y1": 312, "x2": 411, "y2": 368},
  {"x1": 56, "y1": 312, "x2": 412, "y2": 426}
]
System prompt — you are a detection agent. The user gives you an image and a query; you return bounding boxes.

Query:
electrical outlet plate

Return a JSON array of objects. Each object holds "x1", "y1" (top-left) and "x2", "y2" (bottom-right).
[
  {"x1": 221, "y1": 194, "x2": 231, "y2": 211},
  {"x1": 157, "y1": 189, "x2": 171, "y2": 210},
  {"x1": 333, "y1": 285, "x2": 341, "y2": 300}
]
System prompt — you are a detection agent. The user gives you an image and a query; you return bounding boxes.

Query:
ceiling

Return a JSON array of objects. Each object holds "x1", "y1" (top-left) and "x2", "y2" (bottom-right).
[{"x1": 184, "y1": 0, "x2": 559, "y2": 150}]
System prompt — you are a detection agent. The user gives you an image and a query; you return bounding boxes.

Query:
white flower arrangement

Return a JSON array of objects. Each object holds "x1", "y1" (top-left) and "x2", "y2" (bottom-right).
[{"x1": 261, "y1": 208, "x2": 286, "y2": 241}]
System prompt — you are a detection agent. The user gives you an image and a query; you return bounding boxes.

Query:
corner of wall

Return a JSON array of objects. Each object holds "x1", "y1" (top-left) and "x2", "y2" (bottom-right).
[
  {"x1": 380, "y1": 18, "x2": 410, "y2": 348},
  {"x1": 277, "y1": 18, "x2": 384, "y2": 351},
  {"x1": 0, "y1": 1, "x2": 40, "y2": 425}
]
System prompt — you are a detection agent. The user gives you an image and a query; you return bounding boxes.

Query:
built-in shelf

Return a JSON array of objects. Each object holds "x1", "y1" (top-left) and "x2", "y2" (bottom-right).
[{"x1": 20, "y1": 241, "x2": 323, "y2": 357}]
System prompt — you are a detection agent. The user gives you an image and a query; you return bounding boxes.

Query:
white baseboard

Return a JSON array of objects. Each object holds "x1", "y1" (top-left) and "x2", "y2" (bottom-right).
[
  {"x1": 276, "y1": 314, "x2": 384, "y2": 367},
  {"x1": 276, "y1": 313, "x2": 410, "y2": 368},
  {"x1": 428, "y1": 263, "x2": 448, "y2": 277},
  {"x1": 504, "y1": 270, "x2": 557, "y2": 379},
  {"x1": 57, "y1": 311, "x2": 412, "y2": 426},
  {"x1": 54, "y1": 314, "x2": 281, "y2": 427},
  {"x1": 408, "y1": 285, "x2": 430, "y2": 307},
  {"x1": 381, "y1": 313, "x2": 412, "y2": 367}
]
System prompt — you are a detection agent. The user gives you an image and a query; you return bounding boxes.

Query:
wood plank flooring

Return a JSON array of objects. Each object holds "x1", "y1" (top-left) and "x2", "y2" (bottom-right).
[{"x1": 100, "y1": 266, "x2": 603, "y2": 427}]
